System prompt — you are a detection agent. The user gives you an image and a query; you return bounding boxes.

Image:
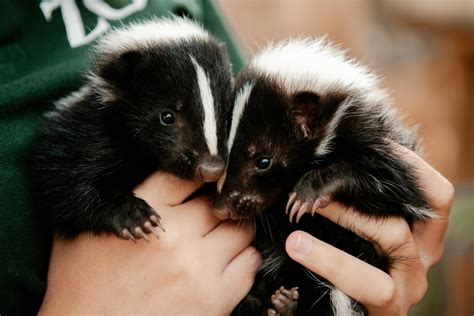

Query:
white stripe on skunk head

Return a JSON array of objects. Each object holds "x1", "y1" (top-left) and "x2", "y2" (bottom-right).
[
  {"x1": 227, "y1": 82, "x2": 254, "y2": 154},
  {"x1": 249, "y1": 38, "x2": 388, "y2": 105},
  {"x1": 96, "y1": 17, "x2": 210, "y2": 56},
  {"x1": 217, "y1": 82, "x2": 253, "y2": 193},
  {"x1": 190, "y1": 56, "x2": 218, "y2": 156}
]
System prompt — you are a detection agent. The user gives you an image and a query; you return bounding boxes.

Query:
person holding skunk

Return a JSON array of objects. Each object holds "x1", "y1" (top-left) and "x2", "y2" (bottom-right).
[
  {"x1": 0, "y1": 2, "x2": 453, "y2": 315},
  {"x1": 34, "y1": 50, "x2": 453, "y2": 316}
]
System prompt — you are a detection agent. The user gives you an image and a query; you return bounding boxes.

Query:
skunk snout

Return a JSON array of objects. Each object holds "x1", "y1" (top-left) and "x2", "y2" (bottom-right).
[
  {"x1": 213, "y1": 191, "x2": 263, "y2": 220},
  {"x1": 196, "y1": 156, "x2": 226, "y2": 182}
]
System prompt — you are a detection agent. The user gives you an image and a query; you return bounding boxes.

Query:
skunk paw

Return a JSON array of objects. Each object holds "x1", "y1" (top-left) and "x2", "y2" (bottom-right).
[
  {"x1": 286, "y1": 191, "x2": 331, "y2": 224},
  {"x1": 267, "y1": 286, "x2": 299, "y2": 316},
  {"x1": 286, "y1": 171, "x2": 334, "y2": 223},
  {"x1": 112, "y1": 196, "x2": 165, "y2": 242}
]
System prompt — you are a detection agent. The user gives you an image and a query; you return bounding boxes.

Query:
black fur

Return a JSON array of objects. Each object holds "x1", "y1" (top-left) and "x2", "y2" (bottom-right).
[
  {"x1": 216, "y1": 44, "x2": 431, "y2": 315},
  {"x1": 30, "y1": 19, "x2": 234, "y2": 239}
]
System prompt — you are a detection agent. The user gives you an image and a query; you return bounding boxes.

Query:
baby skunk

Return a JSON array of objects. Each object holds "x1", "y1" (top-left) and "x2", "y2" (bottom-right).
[
  {"x1": 31, "y1": 17, "x2": 233, "y2": 241},
  {"x1": 215, "y1": 39, "x2": 434, "y2": 315}
]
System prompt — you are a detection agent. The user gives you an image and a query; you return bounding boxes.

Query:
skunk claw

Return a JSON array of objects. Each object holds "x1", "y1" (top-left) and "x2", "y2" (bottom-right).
[
  {"x1": 144, "y1": 221, "x2": 160, "y2": 239},
  {"x1": 295, "y1": 202, "x2": 309, "y2": 223},
  {"x1": 286, "y1": 192, "x2": 297, "y2": 214},
  {"x1": 289, "y1": 200, "x2": 301, "y2": 223},
  {"x1": 122, "y1": 228, "x2": 137, "y2": 243},
  {"x1": 311, "y1": 196, "x2": 331, "y2": 215},
  {"x1": 150, "y1": 215, "x2": 165, "y2": 232},
  {"x1": 311, "y1": 198, "x2": 321, "y2": 215},
  {"x1": 156, "y1": 221, "x2": 166, "y2": 233},
  {"x1": 318, "y1": 196, "x2": 331, "y2": 208},
  {"x1": 287, "y1": 190, "x2": 332, "y2": 223},
  {"x1": 134, "y1": 227, "x2": 149, "y2": 242},
  {"x1": 150, "y1": 214, "x2": 160, "y2": 225}
]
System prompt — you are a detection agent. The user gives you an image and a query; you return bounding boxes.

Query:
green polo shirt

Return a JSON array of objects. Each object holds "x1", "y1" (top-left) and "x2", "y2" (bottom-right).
[{"x1": 0, "y1": 1, "x2": 244, "y2": 314}]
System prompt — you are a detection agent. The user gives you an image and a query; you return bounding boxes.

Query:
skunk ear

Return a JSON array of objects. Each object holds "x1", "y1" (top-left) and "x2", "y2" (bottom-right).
[
  {"x1": 289, "y1": 91, "x2": 321, "y2": 139},
  {"x1": 98, "y1": 50, "x2": 143, "y2": 85},
  {"x1": 90, "y1": 50, "x2": 145, "y2": 102},
  {"x1": 289, "y1": 91, "x2": 348, "y2": 140}
]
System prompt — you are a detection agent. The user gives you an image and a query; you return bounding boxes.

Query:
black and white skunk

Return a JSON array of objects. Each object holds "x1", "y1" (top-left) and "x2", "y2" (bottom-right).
[
  {"x1": 31, "y1": 17, "x2": 234, "y2": 241},
  {"x1": 214, "y1": 39, "x2": 433, "y2": 315}
]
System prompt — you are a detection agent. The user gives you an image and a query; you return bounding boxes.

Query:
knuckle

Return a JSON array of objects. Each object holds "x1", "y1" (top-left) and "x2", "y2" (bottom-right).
[
  {"x1": 385, "y1": 223, "x2": 412, "y2": 245},
  {"x1": 412, "y1": 279, "x2": 428, "y2": 304},
  {"x1": 399, "y1": 228, "x2": 412, "y2": 244},
  {"x1": 240, "y1": 250, "x2": 261, "y2": 283},
  {"x1": 429, "y1": 245, "x2": 445, "y2": 264},
  {"x1": 373, "y1": 279, "x2": 397, "y2": 307},
  {"x1": 240, "y1": 271, "x2": 257, "y2": 291},
  {"x1": 247, "y1": 247, "x2": 263, "y2": 269},
  {"x1": 445, "y1": 181, "x2": 455, "y2": 202},
  {"x1": 436, "y1": 180, "x2": 455, "y2": 211}
]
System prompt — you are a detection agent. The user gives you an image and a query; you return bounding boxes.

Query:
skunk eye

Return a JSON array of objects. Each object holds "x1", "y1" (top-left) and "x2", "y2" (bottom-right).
[
  {"x1": 160, "y1": 111, "x2": 175, "y2": 125},
  {"x1": 256, "y1": 157, "x2": 272, "y2": 170}
]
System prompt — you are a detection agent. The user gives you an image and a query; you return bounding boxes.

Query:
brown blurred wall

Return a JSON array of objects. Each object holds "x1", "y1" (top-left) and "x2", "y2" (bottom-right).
[{"x1": 216, "y1": 0, "x2": 474, "y2": 186}]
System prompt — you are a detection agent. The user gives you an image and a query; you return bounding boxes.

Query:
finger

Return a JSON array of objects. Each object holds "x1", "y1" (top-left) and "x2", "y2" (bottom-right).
[
  {"x1": 316, "y1": 204, "x2": 424, "y2": 292},
  {"x1": 389, "y1": 261, "x2": 427, "y2": 308},
  {"x1": 392, "y1": 144, "x2": 454, "y2": 215},
  {"x1": 134, "y1": 171, "x2": 202, "y2": 208},
  {"x1": 286, "y1": 231, "x2": 397, "y2": 308},
  {"x1": 392, "y1": 145, "x2": 454, "y2": 264},
  {"x1": 316, "y1": 204, "x2": 415, "y2": 252},
  {"x1": 222, "y1": 247, "x2": 262, "y2": 307},
  {"x1": 412, "y1": 219, "x2": 447, "y2": 267},
  {"x1": 203, "y1": 221, "x2": 255, "y2": 268}
]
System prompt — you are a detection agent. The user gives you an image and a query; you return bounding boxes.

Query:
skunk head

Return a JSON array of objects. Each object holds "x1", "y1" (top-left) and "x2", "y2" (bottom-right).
[
  {"x1": 213, "y1": 38, "x2": 389, "y2": 219},
  {"x1": 213, "y1": 77, "x2": 313, "y2": 220},
  {"x1": 89, "y1": 18, "x2": 233, "y2": 182}
]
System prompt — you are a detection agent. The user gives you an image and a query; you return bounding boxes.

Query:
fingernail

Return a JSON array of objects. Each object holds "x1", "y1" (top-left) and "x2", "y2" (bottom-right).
[{"x1": 292, "y1": 232, "x2": 312, "y2": 256}]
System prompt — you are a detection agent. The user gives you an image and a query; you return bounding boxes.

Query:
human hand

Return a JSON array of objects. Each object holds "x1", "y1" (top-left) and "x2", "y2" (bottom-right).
[
  {"x1": 39, "y1": 172, "x2": 262, "y2": 316},
  {"x1": 285, "y1": 146, "x2": 454, "y2": 315}
]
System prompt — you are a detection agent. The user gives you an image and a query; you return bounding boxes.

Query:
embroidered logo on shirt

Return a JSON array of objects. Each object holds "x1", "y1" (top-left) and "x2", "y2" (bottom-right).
[{"x1": 39, "y1": 0, "x2": 148, "y2": 48}]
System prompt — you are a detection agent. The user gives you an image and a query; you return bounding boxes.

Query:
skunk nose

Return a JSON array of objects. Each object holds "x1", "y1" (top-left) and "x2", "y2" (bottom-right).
[
  {"x1": 214, "y1": 208, "x2": 232, "y2": 220},
  {"x1": 196, "y1": 157, "x2": 225, "y2": 182}
]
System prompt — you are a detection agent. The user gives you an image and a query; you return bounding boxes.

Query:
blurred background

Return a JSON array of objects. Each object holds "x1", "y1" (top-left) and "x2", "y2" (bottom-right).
[{"x1": 214, "y1": 0, "x2": 473, "y2": 315}]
